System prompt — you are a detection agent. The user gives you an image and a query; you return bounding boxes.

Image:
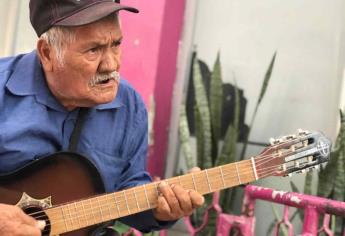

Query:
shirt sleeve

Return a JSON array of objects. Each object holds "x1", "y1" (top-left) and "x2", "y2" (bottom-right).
[{"x1": 114, "y1": 91, "x2": 176, "y2": 232}]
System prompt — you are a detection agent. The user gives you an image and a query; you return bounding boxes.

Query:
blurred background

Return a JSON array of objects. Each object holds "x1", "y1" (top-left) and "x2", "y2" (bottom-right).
[{"x1": 1, "y1": 0, "x2": 344, "y2": 235}]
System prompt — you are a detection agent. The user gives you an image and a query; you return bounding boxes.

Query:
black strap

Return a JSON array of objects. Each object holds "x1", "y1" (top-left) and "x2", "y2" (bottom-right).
[{"x1": 68, "y1": 108, "x2": 88, "y2": 152}]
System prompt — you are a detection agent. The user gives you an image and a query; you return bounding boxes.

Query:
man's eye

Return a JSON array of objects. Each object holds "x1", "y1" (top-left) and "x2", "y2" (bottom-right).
[
  {"x1": 112, "y1": 41, "x2": 122, "y2": 48},
  {"x1": 88, "y1": 47, "x2": 99, "y2": 53}
]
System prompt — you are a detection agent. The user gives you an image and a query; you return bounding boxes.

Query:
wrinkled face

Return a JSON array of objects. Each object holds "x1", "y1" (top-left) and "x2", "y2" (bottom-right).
[{"x1": 46, "y1": 17, "x2": 122, "y2": 110}]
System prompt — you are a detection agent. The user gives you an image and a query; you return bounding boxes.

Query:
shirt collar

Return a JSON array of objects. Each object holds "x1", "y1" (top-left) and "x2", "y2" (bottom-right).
[{"x1": 6, "y1": 51, "x2": 123, "y2": 111}]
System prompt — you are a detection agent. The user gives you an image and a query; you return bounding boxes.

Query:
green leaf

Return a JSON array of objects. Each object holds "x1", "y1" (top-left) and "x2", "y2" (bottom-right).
[
  {"x1": 111, "y1": 221, "x2": 131, "y2": 234},
  {"x1": 257, "y1": 51, "x2": 277, "y2": 105},
  {"x1": 289, "y1": 181, "x2": 300, "y2": 193},
  {"x1": 210, "y1": 52, "x2": 223, "y2": 157},
  {"x1": 179, "y1": 104, "x2": 194, "y2": 170},
  {"x1": 217, "y1": 83, "x2": 239, "y2": 165},
  {"x1": 334, "y1": 150, "x2": 345, "y2": 201},
  {"x1": 240, "y1": 52, "x2": 277, "y2": 160},
  {"x1": 317, "y1": 150, "x2": 338, "y2": 197},
  {"x1": 270, "y1": 204, "x2": 288, "y2": 236},
  {"x1": 193, "y1": 57, "x2": 212, "y2": 169},
  {"x1": 194, "y1": 105, "x2": 205, "y2": 169},
  {"x1": 289, "y1": 181, "x2": 304, "y2": 221},
  {"x1": 303, "y1": 172, "x2": 313, "y2": 195}
]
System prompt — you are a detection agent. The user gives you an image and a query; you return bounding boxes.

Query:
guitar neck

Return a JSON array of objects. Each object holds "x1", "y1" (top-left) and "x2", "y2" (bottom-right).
[{"x1": 46, "y1": 158, "x2": 259, "y2": 235}]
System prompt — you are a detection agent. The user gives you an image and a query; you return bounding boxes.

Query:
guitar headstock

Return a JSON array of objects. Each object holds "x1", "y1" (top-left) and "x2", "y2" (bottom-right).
[{"x1": 255, "y1": 129, "x2": 332, "y2": 178}]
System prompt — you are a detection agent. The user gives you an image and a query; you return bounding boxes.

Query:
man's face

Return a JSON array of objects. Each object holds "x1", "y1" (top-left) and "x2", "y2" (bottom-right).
[{"x1": 47, "y1": 17, "x2": 122, "y2": 110}]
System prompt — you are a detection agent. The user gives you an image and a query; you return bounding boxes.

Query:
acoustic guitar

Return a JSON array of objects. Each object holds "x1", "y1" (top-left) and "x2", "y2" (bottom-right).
[{"x1": 0, "y1": 130, "x2": 331, "y2": 235}]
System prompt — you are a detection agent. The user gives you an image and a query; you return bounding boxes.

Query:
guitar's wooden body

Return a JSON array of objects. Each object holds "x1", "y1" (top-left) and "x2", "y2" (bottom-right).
[{"x1": 0, "y1": 152, "x2": 105, "y2": 235}]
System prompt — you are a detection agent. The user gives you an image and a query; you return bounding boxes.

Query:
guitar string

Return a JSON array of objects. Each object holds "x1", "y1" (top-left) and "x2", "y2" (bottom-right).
[
  {"x1": 27, "y1": 146, "x2": 305, "y2": 222},
  {"x1": 35, "y1": 162, "x2": 289, "y2": 231},
  {"x1": 39, "y1": 167, "x2": 283, "y2": 234},
  {"x1": 30, "y1": 146, "x2": 300, "y2": 225},
  {"x1": 30, "y1": 138, "x2": 314, "y2": 231}
]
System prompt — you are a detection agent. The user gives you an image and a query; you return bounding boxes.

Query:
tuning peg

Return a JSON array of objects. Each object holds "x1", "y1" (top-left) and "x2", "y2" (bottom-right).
[
  {"x1": 269, "y1": 138, "x2": 280, "y2": 145},
  {"x1": 297, "y1": 129, "x2": 310, "y2": 135}
]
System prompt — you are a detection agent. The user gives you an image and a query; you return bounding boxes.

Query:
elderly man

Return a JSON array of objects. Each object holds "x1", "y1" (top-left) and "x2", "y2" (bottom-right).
[{"x1": 0, "y1": 0, "x2": 204, "y2": 235}]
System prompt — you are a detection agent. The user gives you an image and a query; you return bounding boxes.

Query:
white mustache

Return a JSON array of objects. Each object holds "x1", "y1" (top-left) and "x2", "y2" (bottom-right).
[{"x1": 89, "y1": 71, "x2": 120, "y2": 86}]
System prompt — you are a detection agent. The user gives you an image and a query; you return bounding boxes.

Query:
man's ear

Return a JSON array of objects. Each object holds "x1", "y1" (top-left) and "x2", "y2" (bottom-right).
[{"x1": 36, "y1": 39, "x2": 54, "y2": 72}]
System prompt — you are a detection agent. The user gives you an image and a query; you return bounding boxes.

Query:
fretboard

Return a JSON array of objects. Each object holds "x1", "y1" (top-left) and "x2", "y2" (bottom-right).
[{"x1": 46, "y1": 159, "x2": 258, "y2": 235}]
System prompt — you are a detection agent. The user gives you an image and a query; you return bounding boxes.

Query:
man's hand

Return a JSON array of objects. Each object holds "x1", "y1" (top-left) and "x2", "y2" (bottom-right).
[
  {"x1": 0, "y1": 203, "x2": 45, "y2": 236},
  {"x1": 153, "y1": 167, "x2": 205, "y2": 221}
]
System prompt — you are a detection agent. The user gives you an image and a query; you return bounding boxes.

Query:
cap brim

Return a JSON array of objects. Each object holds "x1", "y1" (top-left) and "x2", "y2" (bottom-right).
[{"x1": 55, "y1": 2, "x2": 138, "y2": 26}]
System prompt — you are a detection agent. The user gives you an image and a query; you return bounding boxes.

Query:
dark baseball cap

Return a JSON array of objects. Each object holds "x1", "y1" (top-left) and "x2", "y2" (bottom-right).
[{"x1": 30, "y1": 0, "x2": 139, "y2": 37}]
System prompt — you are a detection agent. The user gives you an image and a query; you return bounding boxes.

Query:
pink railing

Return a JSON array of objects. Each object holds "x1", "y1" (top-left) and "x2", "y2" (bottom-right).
[
  {"x1": 125, "y1": 185, "x2": 345, "y2": 235},
  {"x1": 216, "y1": 185, "x2": 345, "y2": 236}
]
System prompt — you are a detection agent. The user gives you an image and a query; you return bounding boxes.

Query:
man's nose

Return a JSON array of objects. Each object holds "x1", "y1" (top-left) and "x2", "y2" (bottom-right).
[{"x1": 98, "y1": 49, "x2": 120, "y2": 73}]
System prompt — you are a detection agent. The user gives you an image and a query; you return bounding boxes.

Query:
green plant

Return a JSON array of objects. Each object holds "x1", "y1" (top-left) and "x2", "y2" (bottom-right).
[{"x1": 179, "y1": 51, "x2": 277, "y2": 234}]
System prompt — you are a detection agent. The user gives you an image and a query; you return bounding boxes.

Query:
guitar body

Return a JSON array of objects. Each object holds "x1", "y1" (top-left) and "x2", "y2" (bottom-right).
[{"x1": 0, "y1": 152, "x2": 105, "y2": 236}]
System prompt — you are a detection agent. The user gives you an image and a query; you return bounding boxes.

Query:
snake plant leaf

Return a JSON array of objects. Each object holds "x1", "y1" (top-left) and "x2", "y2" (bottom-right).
[
  {"x1": 290, "y1": 181, "x2": 304, "y2": 221},
  {"x1": 193, "y1": 58, "x2": 212, "y2": 169},
  {"x1": 303, "y1": 172, "x2": 313, "y2": 195},
  {"x1": 334, "y1": 150, "x2": 345, "y2": 201},
  {"x1": 194, "y1": 105, "x2": 205, "y2": 169},
  {"x1": 179, "y1": 105, "x2": 194, "y2": 170},
  {"x1": 257, "y1": 51, "x2": 277, "y2": 106},
  {"x1": 317, "y1": 150, "x2": 338, "y2": 198},
  {"x1": 218, "y1": 83, "x2": 240, "y2": 166},
  {"x1": 240, "y1": 52, "x2": 277, "y2": 160},
  {"x1": 318, "y1": 110, "x2": 345, "y2": 199},
  {"x1": 210, "y1": 52, "x2": 223, "y2": 153},
  {"x1": 270, "y1": 204, "x2": 289, "y2": 236}
]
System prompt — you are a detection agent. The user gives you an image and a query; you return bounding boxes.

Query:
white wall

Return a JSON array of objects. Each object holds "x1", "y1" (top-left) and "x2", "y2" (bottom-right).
[
  {"x1": 191, "y1": 0, "x2": 345, "y2": 234},
  {"x1": 0, "y1": 0, "x2": 37, "y2": 57}
]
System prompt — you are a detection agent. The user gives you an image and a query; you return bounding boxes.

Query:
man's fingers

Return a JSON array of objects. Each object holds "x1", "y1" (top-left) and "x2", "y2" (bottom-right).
[
  {"x1": 17, "y1": 224, "x2": 42, "y2": 236},
  {"x1": 158, "y1": 181, "x2": 181, "y2": 216},
  {"x1": 15, "y1": 207, "x2": 37, "y2": 227},
  {"x1": 171, "y1": 185, "x2": 193, "y2": 215},
  {"x1": 188, "y1": 167, "x2": 201, "y2": 173},
  {"x1": 189, "y1": 189, "x2": 205, "y2": 208},
  {"x1": 15, "y1": 206, "x2": 45, "y2": 231},
  {"x1": 155, "y1": 194, "x2": 171, "y2": 215}
]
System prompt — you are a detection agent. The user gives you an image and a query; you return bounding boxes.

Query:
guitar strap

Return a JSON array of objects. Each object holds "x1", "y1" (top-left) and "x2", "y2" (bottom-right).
[{"x1": 68, "y1": 107, "x2": 88, "y2": 152}]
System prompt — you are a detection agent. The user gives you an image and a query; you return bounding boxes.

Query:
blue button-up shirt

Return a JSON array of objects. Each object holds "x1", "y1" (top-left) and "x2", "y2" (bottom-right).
[{"x1": 0, "y1": 51, "x2": 170, "y2": 232}]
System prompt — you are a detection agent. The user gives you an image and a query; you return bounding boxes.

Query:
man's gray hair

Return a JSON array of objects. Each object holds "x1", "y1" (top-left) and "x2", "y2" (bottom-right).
[
  {"x1": 40, "y1": 26, "x2": 76, "y2": 66},
  {"x1": 39, "y1": 13, "x2": 119, "y2": 66}
]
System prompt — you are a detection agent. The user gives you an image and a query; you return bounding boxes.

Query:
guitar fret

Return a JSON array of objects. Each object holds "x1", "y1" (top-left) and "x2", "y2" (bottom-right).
[
  {"x1": 74, "y1": 202, "x2": 81, "y2": 228},
  {"x1": 178, "y1": 176, "x2": 182, "y2": 187},
  {"x1": 219, "y1": 166, "x2": 226, "y2": 188},
  {"x1": 60, "y1": 206, "x2": 69, "y2": 231},
  {"x1": 106, "y1": 195, "x2": 113, "y2": 219},
  {"x1": 67, "y1": 204, "x2": 74, "y2": 228},
  {"x1": 96, "y1": 197, "x2": 105, "y2": 222},
  {"x1": 235, "y1": 163, "x2": 242, "y2": 184},
  {"x1": 143, "y1": 185, "x2": 151, "y2": 208},
  {"x1": 124, "y1": 191, "x2": 130, "y2": 214},
  {"x1": 81, "y1": 200, "x2": 88, "y2": 226},
  {"x1": 113, "y1": 193, "x2": 121, "y2": 217},
  {"x1": 251, "y1": 157, "x2": 258, "y2": 180},
  {"x1": 205, "y1": 169, "x2": 212, "y2": 192},
  {"x1": 134, "y1": 190, "x2": 140, "y2": 210},
  {"x1": 192, "y1": 173, "x2": 197, "y2": 191},
  {"x1": 89, "y1": 199, "x2": 97, "y2": 223}
]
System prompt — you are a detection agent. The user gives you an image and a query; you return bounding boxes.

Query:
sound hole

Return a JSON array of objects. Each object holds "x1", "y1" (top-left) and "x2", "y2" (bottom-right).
[{"x1": 23, "y1": 205, "x2": 51, "y2": 236}]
